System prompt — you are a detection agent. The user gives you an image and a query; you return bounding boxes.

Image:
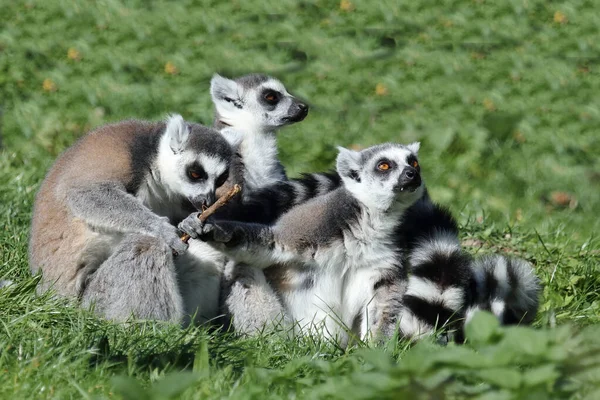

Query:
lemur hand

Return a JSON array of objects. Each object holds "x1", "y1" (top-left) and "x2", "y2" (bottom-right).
[
  {"x1": 178, "y1": 214, "x2": 239, "y2": 244},
  {"x1": 178, "y1": 212, "x2": 206, "y2": 240},
  {"x1": 199, "y1": 220, "x2": 236, "y2": 244},
  {"x1": 156, "y1": 219, "x2": 188, "y2": 256}
]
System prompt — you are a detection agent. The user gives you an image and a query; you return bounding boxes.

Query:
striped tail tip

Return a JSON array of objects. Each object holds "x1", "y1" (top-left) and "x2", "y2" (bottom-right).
[{"x1": 468, "y1": 254, "x2": 541, "y2": 326}]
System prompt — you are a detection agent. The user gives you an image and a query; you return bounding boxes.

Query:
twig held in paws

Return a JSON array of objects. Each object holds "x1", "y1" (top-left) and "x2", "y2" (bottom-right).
[{"x1": 180, "y1": 184, "x2": 241, "y2": 244}]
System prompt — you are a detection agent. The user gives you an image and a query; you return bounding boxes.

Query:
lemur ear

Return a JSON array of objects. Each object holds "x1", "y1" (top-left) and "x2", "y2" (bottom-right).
[
  {"x1": 336, "y1": 146, "x2": 362, "y2": 181},
  {"x1": 210, "y1": 74, "x2": 240, "y2": 105},
  {"x1": 407, "y1": 142, "x2": 421, "y2": 154},
  {"x1": 166, "y1": 114, "x2": 190, "y2": 153}
]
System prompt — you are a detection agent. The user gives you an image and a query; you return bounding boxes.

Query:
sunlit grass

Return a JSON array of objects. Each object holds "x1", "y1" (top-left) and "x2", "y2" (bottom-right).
[{"x1": 1, "y1": 0, "x2": 599, "y2": 398}]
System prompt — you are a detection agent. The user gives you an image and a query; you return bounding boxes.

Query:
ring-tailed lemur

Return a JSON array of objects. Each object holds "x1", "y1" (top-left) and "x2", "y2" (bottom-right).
[
  {"x1": 191, "y1": 140, "x2": 538, "y2": 342},
  {"x1": 180, "y1": 142, "x2": 428, "y2": 345},
  {"x1": 182, "y1": 73, "x2": 310, "y2": 328},
  {"x1": 210, "y1": 73, "x2": 308, "y2": 201},
  {"x1": 234, "y1": 175, "x2": 540, "y2": 340},
  {"x1": 289, "y1": 179, "x2": 541, "y2": 338},
  {"x1": 231, "y1": 145, "x2": 541, "y2": 338},
  {"x1": 175, "y1": 73, "x2": 308, "y2": 325},
  {"x1": 29, "y1": 115, "x2": 233, "y2": 322},
  {"x1": 201, "y1": 74, "x2": 540, "y2": 338}
]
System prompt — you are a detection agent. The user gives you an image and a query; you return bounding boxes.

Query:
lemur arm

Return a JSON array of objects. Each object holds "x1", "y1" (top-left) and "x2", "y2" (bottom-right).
[
  {"x1": 67, "y1": 182, "x2": 186, "y2": 253},
  {"x1": 219, "y1": 222, "x2": 293, "y2": 269},
  {"x1": 178, "y1": 216, "x2": 312, "y2": 269}
]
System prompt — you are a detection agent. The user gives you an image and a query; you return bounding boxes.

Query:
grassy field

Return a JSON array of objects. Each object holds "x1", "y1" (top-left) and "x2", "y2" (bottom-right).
[{"x1": 1, "y1": 0, "x2": 599, "y2": 398}]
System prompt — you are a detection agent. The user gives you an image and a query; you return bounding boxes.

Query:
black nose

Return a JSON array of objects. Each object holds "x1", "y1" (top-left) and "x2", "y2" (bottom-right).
[
  {"x1": 195, "y1": 192, "x2": 216, "y2": 210},
  {"x1": 285, "y1": 102, "x2": 309, "y2": 123},
  {"x1": 398, "y1": 166, "x2": 421, "y2": 191}
]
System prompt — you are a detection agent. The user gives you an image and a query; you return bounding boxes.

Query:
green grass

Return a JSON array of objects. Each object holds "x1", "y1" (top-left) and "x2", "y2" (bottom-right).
[{"x1": 1, "y1": 0, "x2": 599, "y2": 398}]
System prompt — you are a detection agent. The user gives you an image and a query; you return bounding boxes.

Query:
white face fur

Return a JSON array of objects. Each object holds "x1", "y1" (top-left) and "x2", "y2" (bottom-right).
[
  {"x1": 337, "y1": 142, "x2": 424, "y2": 212},
  {"x1": 156, "y1": 115, "x2": 230, "y2": 209},
  {"x1": 210, "y1": 74, "x2": 308, "y2": 133}
]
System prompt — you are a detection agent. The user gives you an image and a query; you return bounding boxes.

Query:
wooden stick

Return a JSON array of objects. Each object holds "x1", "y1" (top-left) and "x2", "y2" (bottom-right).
[{"x1": 180, "y1": 184, "x2": 241, "y2": 244}]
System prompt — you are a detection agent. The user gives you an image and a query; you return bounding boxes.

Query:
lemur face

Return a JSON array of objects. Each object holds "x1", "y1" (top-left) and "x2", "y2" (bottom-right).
[
  {"x1": 160, "y1": 115, "x2": 232, "y2": 211},
  {"x1": 337, "y1": 142, "x2": 424, "y2": 211},
  {"x1": 211, "y1": 74, "x2": 309, "y2": 132}
]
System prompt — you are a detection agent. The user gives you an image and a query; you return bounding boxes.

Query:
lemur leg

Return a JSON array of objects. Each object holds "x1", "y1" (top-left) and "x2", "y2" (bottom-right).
[
  {"x1": 360, "y1": 274, "x2": 407, "y2": 342},
  {"x1": 176, "y1": 240, "x2": 223, "y2": 326},
  {"x1": 81, "y1": 234, "x2": 184, "y2": 323},
  {"x1": 221, "y1": 261, "x2": 285, "y2": 335}
]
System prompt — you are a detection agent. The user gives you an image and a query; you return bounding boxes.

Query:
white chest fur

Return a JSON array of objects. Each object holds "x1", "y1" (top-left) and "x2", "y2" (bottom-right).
[
  {"x1": 236, "y1": 130, "x2": 285, "y2": 190},
  {"x1": 282, "y1": 212, "x2": 400, "y2": 343}
]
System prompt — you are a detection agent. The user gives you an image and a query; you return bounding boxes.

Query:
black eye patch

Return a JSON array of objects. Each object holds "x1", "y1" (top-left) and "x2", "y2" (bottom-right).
[
  {"x1": 406, "y1": 155, "x2": 420, "y2": 171},
  {"x1": 186, "y1": 163, "x2": 208, "y2": 182},
  {"x1": 216, "y1": 171, "x2": 229, "y2": 187},
  {"x1": 261, "y1": 89, "x2": 281, "y2": 107}
]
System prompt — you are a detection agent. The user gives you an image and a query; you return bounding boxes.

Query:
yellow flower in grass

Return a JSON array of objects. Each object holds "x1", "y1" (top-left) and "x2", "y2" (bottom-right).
[
  {"x1": 483, "y1": 98, "x2": 496, "y2": 111},
  {"x1": 67, "y1": 48, "x2": 81, "y2": 61},
  {"x1": 164, "y1": 62, "x2": 178, "y2": 75},
  {"x1": 340, "y1": 0, "x2": 354, "y2": 12},
  {"x1": 42, "y1": 78, "x2": 57, "y2": 92},
  {"x1": 375, "y1": 83, "x2": 388, "y2": 96},
  {"x1": 554, "y1": 11, "x2": 567, "y2": 24}
]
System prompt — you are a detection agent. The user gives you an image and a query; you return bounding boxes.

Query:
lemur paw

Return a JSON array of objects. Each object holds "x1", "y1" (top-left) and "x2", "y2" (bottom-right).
[
  {"x1": 200, "y1": 220, "x2": 235, "y2": 244},
  {"x1": 166, "y1": 232, "x2": 189, "y2": 256},
  {"x1": 178, "y1": 214, "x2": 235, "y2": 244},
  {"x1": 156, "y1": 221, "x2": 188, "y2": 255},
  {"x1": 178, "y1": 212, "x2": 205, "y2": 240}
]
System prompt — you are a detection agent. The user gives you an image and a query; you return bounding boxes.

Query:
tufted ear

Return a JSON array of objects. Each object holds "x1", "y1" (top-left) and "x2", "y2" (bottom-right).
[
  {"x1": 165, "y1": 114, "x2": 190, "y2": 153},
  {"x1": 210, "y1": 74, "x2": 241, "y2": 107},
  {"x1": 336, "y1": 146, "x2": 362, "y2": 181},
  {"x1": 406, "y1": 141, "x2": 421, "y2": 155}
]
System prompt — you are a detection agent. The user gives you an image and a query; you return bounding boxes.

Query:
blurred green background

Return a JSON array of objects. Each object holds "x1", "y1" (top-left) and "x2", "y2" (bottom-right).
[
  {"x1": 2, "y1": 0, "x2": 599, "y2": 233},
  {"x1": 1, "y1": 1, "x2": 599, "y2": 398}
]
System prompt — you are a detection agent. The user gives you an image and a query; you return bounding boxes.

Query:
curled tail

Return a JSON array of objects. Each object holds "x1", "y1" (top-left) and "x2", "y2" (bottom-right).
[
  {"x1": 374, "y1": 196, "x2": 472, "y2": 340},
  {"x1": 395, "y1": 232, "x2": 475, "y2": 341},
  {"x1": 394, "y1": 249, "x2": 540, "y2": 343},
  {"x1": 466, "y1": 254, "x2": 541, "y2": 326},
  {"x1": 383, "y1": 197, "x2": 540, "y2": 341}
]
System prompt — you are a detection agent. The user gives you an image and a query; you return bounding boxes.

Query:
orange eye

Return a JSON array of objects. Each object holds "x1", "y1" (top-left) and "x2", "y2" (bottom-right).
[
  {"x1": 377, "y1": 162, "x2": 391, "y2": 171},
  {"x1": 412, "y1": 160, "x2": 419, "y2": 169},
  {"x1": 264, "y1": 91, "x2": 279, "y2": 104},
  {"x1": 189, "y1": 170, "x2": 202, "y2": 180}
]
